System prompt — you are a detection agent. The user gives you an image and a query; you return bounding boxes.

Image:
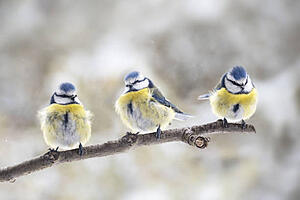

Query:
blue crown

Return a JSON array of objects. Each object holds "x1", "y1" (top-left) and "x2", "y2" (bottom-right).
[
  {"x1": 59, "y1": 82, "x2": 76, "y2": 93},
  {"x1": 230, "y1": 66, "x2": 247, "y2": 80},
  {"x1": 124, "y1": 71, "x2": 140, "y2": 82}
]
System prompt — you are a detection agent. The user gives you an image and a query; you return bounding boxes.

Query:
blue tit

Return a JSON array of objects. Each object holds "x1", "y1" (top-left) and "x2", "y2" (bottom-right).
[
  {"x1": 115, "y1": 71, "x2": 191, "y2": 139},
  {"x1": 39, "y1": 82, "x2": 92, "y2": 155},
  {"x1": 198, "y1": 66, "x2": 257, "y2": 127}
]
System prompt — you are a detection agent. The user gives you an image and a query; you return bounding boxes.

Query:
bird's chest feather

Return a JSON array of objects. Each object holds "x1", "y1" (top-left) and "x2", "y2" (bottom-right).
[
  {"x1": 117, "y1": 88, "x2": 150, "y2": 112},
  {"x1": 213, "y1": 88, "x2": 257, "y2": 108},
  {"x1": 210, "y1": 88, "x2": 257, "y2": 120},
  {"x1": 117, "y1": 89, "x2": 154, "y2": 119},
  {"x1": 44, "y1": 104, "x2": 87, "y2": 141},
  {"x1": 116, "y1": 88, "x2": 173, "y2": 131},
  {"x1": 46, "y1": 111, "x2": 76, "y2": 135}
]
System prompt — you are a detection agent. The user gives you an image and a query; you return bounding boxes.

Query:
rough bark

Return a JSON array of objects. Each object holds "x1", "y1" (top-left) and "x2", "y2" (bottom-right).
[{"x1": 0, "y1": 120, "x2": 256, "y2": 183}]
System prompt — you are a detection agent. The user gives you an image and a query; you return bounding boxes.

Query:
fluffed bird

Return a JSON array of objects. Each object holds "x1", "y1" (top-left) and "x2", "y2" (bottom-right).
[
  {"x1": 39, "y1": 82, "x2": 92, "y2": 155},
  {"x1": 115, "y1": 71, "x2": 191, "y2": 139},
  {"x1": 198, "y1": 66, "x2": 257, "y2": 127}
]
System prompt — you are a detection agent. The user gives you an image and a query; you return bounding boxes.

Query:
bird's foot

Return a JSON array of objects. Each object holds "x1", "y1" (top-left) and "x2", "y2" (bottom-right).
[
  {"x1": 241, "y1": 120, "x2": 246, "y2": 130},
  {"x1": 223, "y1": 118, "x2": 228, "y2": 128},
  {"x1": 156, "y1": 125, "x2": 161, "y2": 139},
  {"x1": 48, "y1": 146, "x2": 59, "y2": 152},
  {"x1": 126, "y1": 131, "x2": 139, "y2": 136},
  {"x1": 78, "y1": 143, "x2": 83, "y2": 156}
]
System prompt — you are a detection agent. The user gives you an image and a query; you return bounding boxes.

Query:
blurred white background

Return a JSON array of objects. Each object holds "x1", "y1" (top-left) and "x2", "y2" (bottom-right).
[{"x1": 0, "y1": 0, "x2": 300, "y2": 199}]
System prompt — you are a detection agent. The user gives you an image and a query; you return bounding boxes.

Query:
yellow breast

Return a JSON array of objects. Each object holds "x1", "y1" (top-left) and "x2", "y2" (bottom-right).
[
  {"x1": 210, "y1": 88, "x2": 258, "y2": 121},
  {"x1": 46, "y1": 104, "x2": 88, "y2": 116},
  {"x1": 116, "y1": 88, "x2": 150, "y2": 107},
  {"x1": 115, "y1": 88, "x2": 175, "y2": 132},
  {"x1": 39, "y1": 104, "x2": 92, "y2": 149}
]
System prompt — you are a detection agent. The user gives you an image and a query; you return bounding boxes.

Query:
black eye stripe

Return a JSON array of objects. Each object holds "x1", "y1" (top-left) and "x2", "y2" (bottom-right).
[
  {"x1": 225, "y1": 77, "x2": 244, "y2": 87},
  {"x1": 126, "y1": 78, "x2": 147, "y2": 86},
  {"x1": 132, "y1": 78, "x2": 147, "y2": 85},
  {"x1": 52, "y1": 93, "x2": 79, "y2": 105},
  {"x1": 224, "y1": 76, "x2": 252, "y2": 94},
  {"x1": 55, "y1": 92, "x2": 76, "y2": 99}
]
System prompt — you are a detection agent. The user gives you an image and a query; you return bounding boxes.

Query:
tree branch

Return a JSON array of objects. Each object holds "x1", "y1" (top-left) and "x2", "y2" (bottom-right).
[{"x1": 0, "y1": 120, "x2": 256, "y2": 183}]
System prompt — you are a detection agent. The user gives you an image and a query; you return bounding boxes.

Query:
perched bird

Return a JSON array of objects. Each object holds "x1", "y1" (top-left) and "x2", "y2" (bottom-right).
[
  {"x1": 115, "y1": 71, "x2": 191, "y2": 138},
  {"x1": 198, "y1": 66, "x2": 257, "y2": 127},
  {"x1": 39, "y1": 82, "x2": 92, "y2": 155}
]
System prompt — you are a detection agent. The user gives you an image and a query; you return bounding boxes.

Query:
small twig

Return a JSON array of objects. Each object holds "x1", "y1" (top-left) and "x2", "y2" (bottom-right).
[{"x1": 0, "y1": 120, "x2": 255, "y2": 183}]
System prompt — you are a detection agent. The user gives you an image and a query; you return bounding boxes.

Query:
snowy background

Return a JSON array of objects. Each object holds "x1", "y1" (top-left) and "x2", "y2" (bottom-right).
[{"x1": 0, "y1": 0, "x2": 300, "y2": 199}]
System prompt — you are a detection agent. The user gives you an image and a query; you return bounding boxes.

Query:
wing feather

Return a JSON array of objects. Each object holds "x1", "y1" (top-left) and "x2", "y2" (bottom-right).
[
  {"x1": 150, "y1": 86, "x2": 183, "y2": 113},
  {"x1": 150, "y1": 85, "x2": 193, "y2": 120}
]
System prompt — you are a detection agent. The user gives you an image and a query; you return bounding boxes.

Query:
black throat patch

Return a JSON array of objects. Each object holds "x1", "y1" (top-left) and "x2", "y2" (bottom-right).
[
  {"x1": 233, "y1": 104, "x2": 240, "y2": 113},
  {"x1": 127, "y1": 101, "x2": 133, "y2": 115}
]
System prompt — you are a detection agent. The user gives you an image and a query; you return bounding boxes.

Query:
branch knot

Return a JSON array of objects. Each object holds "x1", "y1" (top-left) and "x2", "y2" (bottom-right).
[
  {"x1": 43, "y1": 151, "x2": 60, "y2": 163},
  {"x1": 182, "y1": 127, "x2": 210, "y2": 149},
  {"x1": 121, "y1": 133, "x2": 138, "y2": 146}
]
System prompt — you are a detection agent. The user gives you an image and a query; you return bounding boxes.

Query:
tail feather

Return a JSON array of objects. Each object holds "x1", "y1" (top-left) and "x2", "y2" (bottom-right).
[
  {"x1": 198, "y1": 93, "x2": 210, "y2": 100},
  {"x1": 174, "y1": 112, "x2": 193, "y2": 121}
]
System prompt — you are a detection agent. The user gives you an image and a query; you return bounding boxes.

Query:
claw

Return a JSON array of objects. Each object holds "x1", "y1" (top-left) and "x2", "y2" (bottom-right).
[
  {"x1": 48, "y1": 146, "x2": 59, "y2": 152},
  {"x1": 78, "y1": 143, "x2": 83, "y2": 156},
  {"x1": 223, "y1": 118, "x2": 228, "y2": 128},
  {"x1": 126, "y1": 132, "x2": 132, "y2": 135},
  {"x1": 126, "y1": 131, "x2": 139, "y2": 136},
  {"x1": 241, "y1": 120, "x2": 246, "y2": 130},
  {"x1": 156, "y1": 125, "x2": 161, "y2": 139}
]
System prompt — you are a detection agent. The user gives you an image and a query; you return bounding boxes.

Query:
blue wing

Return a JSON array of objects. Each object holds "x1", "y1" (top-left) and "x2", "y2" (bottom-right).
[
  {"x1": 150, "y1": 85, "x2": 192, "y2": 120},
  {"x1": 151, "y1": 86, "x2": 183, "y2": 113}
]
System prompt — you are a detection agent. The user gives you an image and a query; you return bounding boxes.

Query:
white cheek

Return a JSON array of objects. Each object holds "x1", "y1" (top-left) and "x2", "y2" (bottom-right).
[
  {"x1": 57, "y1": 89, "x2": 75, "y2": 96},
  {"x1": 243, "y1": 77, "x2": 248, "y2": 85},
  {"x1": 54, "y1": 96, "x2": 72, "y2": 104},
  {"x1": 225, "y1": 79, "x2": 241, "y2": 93},
  {"x1": 123, "y1": 86, "x2": 130, "y2": 93},
  {"x1": 74, "y1": 97, "x2": 81, "y2": 104},
  {"x1": 243, "y1": 78, "x2": 253, "y2": 93},
  {"x1": 134, "y1": 80, "x2": 149, "y2": 90}
]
